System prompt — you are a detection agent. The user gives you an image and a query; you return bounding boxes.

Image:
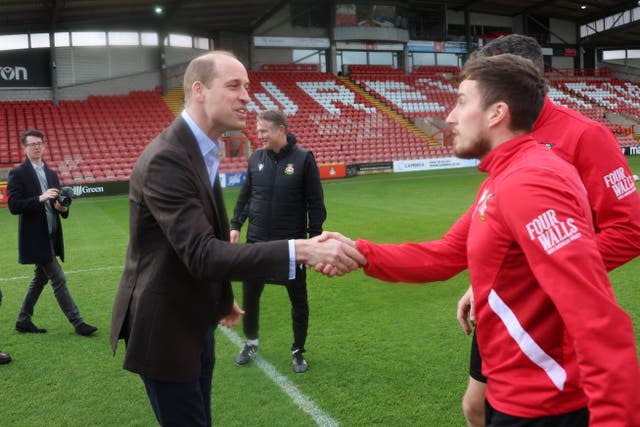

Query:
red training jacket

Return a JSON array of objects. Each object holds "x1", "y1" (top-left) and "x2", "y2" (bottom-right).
[
  {"x1": 357, "y1": 135, "x2": 640, "y2": 425},
  {"x1": 532, "y1": 97, "x2": 640, "y2": 269}
]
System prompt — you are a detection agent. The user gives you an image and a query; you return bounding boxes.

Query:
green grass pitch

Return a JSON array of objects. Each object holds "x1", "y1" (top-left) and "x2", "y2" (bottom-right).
[{"x1": 0, "y1": 158, "x2": 638, "y2": 426}]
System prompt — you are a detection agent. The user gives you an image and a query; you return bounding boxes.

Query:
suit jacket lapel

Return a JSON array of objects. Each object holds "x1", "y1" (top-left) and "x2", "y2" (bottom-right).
[
  {"x1": 173, "y1": 117, "x2": 228, "y2": 239},
  {"x1": 44, "y1": 162, "x2": 56, "y2": 187},
  {"x1": 212, "y1": 176, "x2": 230, "y2": 241},
  {"x1": 24, "y1": 159, "x2": 42, "y2": 192}
]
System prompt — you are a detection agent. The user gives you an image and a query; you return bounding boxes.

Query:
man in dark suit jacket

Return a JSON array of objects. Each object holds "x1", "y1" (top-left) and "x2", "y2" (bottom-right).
[
  {"x1": 110, "y1": 51, "x2": 364, "y2": 427},
  {"x1": 8, "y1": 129, "x2": 97, "y2": 337}
]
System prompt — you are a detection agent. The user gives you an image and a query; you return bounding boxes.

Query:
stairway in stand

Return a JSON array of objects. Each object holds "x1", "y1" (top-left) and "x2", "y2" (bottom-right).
[
  {"x1": 162, "y1": 87, "x2": 184, "y2": 116},
  {"x1": 338, "y1": 76, "x2": 438, "y2": 147}
]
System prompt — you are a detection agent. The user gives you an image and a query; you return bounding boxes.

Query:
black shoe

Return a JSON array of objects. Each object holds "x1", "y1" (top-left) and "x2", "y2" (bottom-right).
[
  {"x1": 16, "y1": 320, "x2": 47, "y2": 333},
  {"x1": 235, "y1": 344, "x2": 257, "y2": 365},
  {"x1": 0, "y1": 351, "x2": 11, "y2": 365},
  {"x1": 292, "y1": 349, "x2": 308, "y2": 373},
  {"x1": 75, "y1": 322, "x2": 97, "y2": 336}
]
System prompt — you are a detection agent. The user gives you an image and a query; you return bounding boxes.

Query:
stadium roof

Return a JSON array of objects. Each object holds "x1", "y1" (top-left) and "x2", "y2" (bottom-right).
[
  {"x1": 0, "y1": 0, "x2": 638, "y2": 47},
  {"x1": 440, "y1": 0, "x2": 640, "y2": 47}
]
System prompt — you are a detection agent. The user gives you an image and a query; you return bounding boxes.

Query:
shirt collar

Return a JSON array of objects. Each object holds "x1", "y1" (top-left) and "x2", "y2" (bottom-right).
[
  {"x1": 181, "y1": 110, "x2": 219, "y2": 160},
  {"x1": 30, "y1": 160, "x2": 44, "y2": 170}
]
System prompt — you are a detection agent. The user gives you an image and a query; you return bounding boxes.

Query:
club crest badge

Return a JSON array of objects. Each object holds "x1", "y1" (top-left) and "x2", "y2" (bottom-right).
[
  {"x1": 478, "y1": 193, "x2": 493, "y2": 221},
  {"x1": 285, "y1": 163, "x2": 294, "y2": 175},
  {"x1": 474, "y1": 189, "x2": 494, "y2": 221},
  {"x1": 258, "y1": 163, "x2": 264, "y2": 171}
]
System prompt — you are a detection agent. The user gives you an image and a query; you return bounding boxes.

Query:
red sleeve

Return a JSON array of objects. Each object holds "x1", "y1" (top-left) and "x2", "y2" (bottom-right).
[
  {"x1": 573, "y1": 125, "x2": 640, "y2": 270},
  {"x1": 499, "y1": 168, "x2": 640, "y2": 426},
  {"x1": 356, "y1": 209, "x2": 470, "y2": 283}
]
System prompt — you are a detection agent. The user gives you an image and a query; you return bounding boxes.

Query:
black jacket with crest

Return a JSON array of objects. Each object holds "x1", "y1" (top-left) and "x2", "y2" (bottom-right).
[{"x1": 231, "y1": 134, "x2": 326, "y2": 242}]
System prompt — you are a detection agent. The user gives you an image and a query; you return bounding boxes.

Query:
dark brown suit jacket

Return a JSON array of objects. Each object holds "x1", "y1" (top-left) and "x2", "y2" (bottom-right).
[{"x1": 110, "y1": 117, "x2": 289, "y2": 381}]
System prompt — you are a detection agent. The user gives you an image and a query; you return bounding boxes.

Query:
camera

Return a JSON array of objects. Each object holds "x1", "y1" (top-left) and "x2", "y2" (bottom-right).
[{"x1": 57, "y1": 186, "x2": 74, "y2": 207}]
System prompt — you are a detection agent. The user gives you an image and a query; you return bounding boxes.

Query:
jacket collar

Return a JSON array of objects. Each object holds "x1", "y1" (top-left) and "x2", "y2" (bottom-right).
[
  {"x1": 268, "y1": 133, "x2": 297, "y2": 159},
  {"x1": 478, "y1": 133, "x2": 537, "y2": 177},
  {"x1": 23, "y1": 157, "x2": 48, "y2": 189},
  {"x1": 532, "y1": 96, "x2": 553, "y2": 132},
  {"x1": 173, "y1": 116, "x2": 229, "y2": 238},
  {"x1": 175, "y1": 117, "x2": 217, "y2": 193}
]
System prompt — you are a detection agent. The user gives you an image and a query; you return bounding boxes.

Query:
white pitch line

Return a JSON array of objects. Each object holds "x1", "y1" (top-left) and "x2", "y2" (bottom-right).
[
  {"x1": 0, "y1": 265, "x2": 123, "y2": 282},
  {"x1": 220, "y1": 327, "x2": 340, "y2": 427},
  {"x1": 1, "y1": 266, "x2": 339, "y2": 426}
]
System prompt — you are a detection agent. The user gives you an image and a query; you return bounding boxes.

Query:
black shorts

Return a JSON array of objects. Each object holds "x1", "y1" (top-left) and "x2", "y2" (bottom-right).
[
  {"x1": 469, "y1": 330, "x2": 487, "y2": 383},
  {"x1": 485, "y1": 401, "x2": 588, "y2": 427}
]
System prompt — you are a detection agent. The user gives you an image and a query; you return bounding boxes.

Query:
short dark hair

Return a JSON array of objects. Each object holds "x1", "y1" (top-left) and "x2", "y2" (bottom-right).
[
  {"x1": 257, "y1": 109, "x2": 288, "y2": 132},
  {"x1": 475, "y1": 34, "x2": 544, "y2": 72},
  {"x1": 460, "y1": 54, "x2": 546, "y2": 132},
  {"x1": 21, "y1": 129, "x2": 45, "y2": 145}
]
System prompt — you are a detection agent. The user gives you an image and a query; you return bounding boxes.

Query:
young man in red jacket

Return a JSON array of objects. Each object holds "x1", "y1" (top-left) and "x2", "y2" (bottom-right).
[
  {"x1": 454, "y1": 35, "x2": 640, "y2": 427},
  {"x1": 320, "y1": 54, "x2": 640, "y2": 426}
]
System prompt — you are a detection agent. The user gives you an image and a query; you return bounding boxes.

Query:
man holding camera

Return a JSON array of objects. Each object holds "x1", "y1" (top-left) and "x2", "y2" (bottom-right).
[{"x1": 8, "y1": 129, "x2": 97, "y2": 337}]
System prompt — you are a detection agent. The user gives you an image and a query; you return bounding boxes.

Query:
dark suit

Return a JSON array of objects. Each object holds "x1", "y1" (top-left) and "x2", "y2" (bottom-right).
[
  {"x1": 8, "y1": 159, "x2": 84, "y2": 327},
  {"x1": 110, "y1": 117, "x2": 291, "y2": 425},
  {"x1": 8, "y1": 159, "x2": 67, "y2": 264}
]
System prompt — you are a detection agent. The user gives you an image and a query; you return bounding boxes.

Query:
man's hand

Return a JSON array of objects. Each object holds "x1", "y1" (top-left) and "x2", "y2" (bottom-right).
[
  {"x1": 456, "y1": 285, "x2": 475, "y2": 335},
  {"x1": 316, "y1": 231, "x2": 356, "y2": 247},
  {"x1": 219, "y1": 300, "x2": 244, "y2": 328},
  {"x1": 230, "y1": 229, "x2": 240, "y2": 243},
  {"x1": 53, "y1": 200, "x2": 68, "y2": 213},
  {"x1": 312, "y1": 231, "x2": 363, "y2": 276},
  {"x1": 294, "y1": 233, "x2": 366, "y2": 276},
  {"x1": 39, "y1": 188, "x2": 59, "y2": 203}
]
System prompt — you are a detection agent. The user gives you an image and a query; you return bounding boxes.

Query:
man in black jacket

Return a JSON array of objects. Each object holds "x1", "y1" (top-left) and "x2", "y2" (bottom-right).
[
  {"x1": 8, "y1": 129, "x2": 97, "y2": 337},
  {"x1": 230, "y1": 109, "x2": 326, "y2": 373}
]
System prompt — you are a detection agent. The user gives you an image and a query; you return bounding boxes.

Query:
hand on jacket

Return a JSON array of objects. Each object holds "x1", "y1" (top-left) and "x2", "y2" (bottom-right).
[{"x1": 229, "y1": 229, "x2": 240, "y2": 243}]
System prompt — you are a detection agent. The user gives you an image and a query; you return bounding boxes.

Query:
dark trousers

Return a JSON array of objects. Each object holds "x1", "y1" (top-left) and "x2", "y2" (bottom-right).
[
  {"x1": 141, "y1": 329, "x2": 215, "y2": 427},
  {"x1": 486, "y1": 401, "x2": 589, "y2": 427},
  {"x1": 469, "y1": 330, "x2": 487, "y2": 382},
  {"x1": 242, "y1": 265, "x2": 308, "y2": 352},
  {"x1": 17, "y1": 241, "x2": 83, "y2": 327}
]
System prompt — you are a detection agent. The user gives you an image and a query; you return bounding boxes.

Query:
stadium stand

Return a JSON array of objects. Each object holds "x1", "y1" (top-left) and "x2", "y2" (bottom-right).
[
  {"x1": 161, "y1": 87, "x2": 185, "y2": 116},
  {"x1": 2, "y1": 67, "x2": 639, "y2": 184},
  {"x1": 548, "y1": 74, "x2": 640, "y2": 142},
  {"x1": 0, "y1": 90, "x2": 174, "y2": 184},
  {"x1": 350, "y1": 65, "x2": 458, "y2": 123},
  {"x1": 246, "y1": 69, "x2": 443, "y2": 164}
]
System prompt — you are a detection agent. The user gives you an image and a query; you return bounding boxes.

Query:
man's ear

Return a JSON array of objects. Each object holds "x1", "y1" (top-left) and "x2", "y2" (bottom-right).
[
  {"x1": 487, "y1": 101, "x2": 509, "y2": 128},
  {"x1": 191, "y1": 81, "x2": 204, "y2": 101}
]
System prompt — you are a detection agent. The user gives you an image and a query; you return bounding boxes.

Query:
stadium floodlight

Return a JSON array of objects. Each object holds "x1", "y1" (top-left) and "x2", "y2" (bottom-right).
[
  {"x1": 580, "y1": 4, "x2": 587, "y2": 9},
  {"x1": 154, "y1": 5, "x2": 164, "y2": 15}
]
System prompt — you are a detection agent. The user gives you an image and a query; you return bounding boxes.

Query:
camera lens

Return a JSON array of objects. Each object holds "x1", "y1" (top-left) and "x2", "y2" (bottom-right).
[{"x1": 58, "y1": 187, "x2": 74, "y2": 207}]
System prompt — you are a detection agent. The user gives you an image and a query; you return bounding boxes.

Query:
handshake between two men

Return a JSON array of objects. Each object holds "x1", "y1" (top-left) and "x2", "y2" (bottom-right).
[
  {"x1": 296, "y1": 231, "x2": 364, "y2": 276},
  {"x1": 219, "y1": 231, "x2": 363, "y2": 328}
]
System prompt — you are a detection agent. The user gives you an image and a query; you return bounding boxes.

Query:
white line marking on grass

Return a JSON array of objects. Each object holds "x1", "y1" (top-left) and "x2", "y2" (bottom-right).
[
  {"x1": 220, "y1": 327, "x2": 340, "y2": 427},
  {"x1": 0, "y1": 265, "x2": 123, "y2": 282}
]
